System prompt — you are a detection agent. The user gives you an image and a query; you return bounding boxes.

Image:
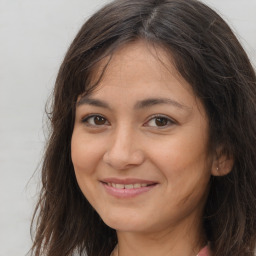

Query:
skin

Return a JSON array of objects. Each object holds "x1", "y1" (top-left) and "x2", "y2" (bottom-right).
[{"x1": 71, "y1": 41, "x2": 217, "y2": 256}]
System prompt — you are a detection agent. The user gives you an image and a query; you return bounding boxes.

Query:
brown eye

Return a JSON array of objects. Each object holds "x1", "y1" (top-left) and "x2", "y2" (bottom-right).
[
  {"x1": 83, "y1": 115, "x2": 109, "y2": 126},
  {"x1": 94, "y1": 116, "x2": 107, "y2": 125},
  {"x1": 145, "y1": 115, "x2": 175, "y2": 128},
  {"x1": 155, "y1": 117, "x2": 168, "y2": 126}
]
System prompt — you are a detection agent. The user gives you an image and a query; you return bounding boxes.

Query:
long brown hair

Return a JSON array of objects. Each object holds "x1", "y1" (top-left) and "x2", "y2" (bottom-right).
[{"x1": 31, "y1": 0, "x2": 256, "y2": 255}]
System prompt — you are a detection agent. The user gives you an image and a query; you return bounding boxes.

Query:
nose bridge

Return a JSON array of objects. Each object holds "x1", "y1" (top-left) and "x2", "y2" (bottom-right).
[
  {"x1": 114, "y1": 124, "x2": 132, "y2": 151},
  {"x1": 103, "y1": 123, "x2": 144, "y2": 169}
]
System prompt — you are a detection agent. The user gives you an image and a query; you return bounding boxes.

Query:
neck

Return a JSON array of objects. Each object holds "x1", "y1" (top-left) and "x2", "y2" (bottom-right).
[{"x1": 112, "y1": 220, "x2": 206, "y2": 256}]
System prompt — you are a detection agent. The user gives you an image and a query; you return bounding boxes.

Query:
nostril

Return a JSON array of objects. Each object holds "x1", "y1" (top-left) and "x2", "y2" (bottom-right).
[{"x1": 103, "y1": 148, "x2": 145, "y2": 170}]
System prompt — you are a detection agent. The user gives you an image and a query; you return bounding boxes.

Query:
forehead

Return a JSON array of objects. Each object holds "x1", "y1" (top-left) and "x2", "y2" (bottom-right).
[
  {"x1": 89, "y1": 40, "x2": 193, "y2": 94},
  {"x1": 79, "y1": 41, "x2": 206, "y2": 118}
]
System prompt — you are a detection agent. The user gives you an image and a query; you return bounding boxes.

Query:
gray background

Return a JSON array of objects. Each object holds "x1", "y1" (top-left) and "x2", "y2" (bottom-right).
[{"x1": 0, "y1": 1, "x2": 255, "y2": 255}]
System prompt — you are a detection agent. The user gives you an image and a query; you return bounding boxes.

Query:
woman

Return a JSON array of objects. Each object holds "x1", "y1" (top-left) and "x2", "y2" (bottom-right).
[{"x1": 31, "y1": 0, "x2": 256, "y2": 255}]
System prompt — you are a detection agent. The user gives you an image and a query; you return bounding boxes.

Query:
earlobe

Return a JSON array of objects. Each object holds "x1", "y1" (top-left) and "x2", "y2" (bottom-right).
[{"x1": 211, "y1": 150, "x2": 234, "y2": 176}]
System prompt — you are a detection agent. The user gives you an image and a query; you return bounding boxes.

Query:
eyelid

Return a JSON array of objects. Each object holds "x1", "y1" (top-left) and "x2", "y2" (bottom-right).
[
  {"x1": 143, "y1": 114, "x2": 177, "y2": 128},
  {"x1": 80, "y1": 113, "x2": 176, "y2": 128},
  {"x1": 81, "y1": 114, "x2": 110, "y2": 127}
]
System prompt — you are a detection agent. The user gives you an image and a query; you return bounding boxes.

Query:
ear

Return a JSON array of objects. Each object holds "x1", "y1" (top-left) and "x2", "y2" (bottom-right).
[{"x1": 211, "y1": 148, "x2": 234, "y2": 176}]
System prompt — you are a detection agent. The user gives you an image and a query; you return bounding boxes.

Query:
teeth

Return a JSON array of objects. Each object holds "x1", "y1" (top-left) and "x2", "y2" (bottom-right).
[
  {"x1": 115, "y1": 184, "x2": 125, "y2": 189},
  {"x1": 124, "y1": 184, "x2": 133, "y2": 189},
  {"x1": 107, "y1": 183, "x2": 150, "y2": 189}
]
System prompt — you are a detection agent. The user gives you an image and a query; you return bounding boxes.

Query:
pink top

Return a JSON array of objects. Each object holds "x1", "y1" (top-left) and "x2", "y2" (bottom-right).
[{"x1": 198, "y1": 245, "x2": 211, "y2": 256}]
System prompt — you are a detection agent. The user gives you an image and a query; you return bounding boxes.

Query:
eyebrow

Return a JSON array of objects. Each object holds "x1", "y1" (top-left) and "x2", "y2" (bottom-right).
[
  {"x1": 77, "y1": 97, "x2": 111, "y2": 109},
  {"x1": 134, "y1": 98, "x2": 188, "y2": 110},
  {"x1": 77, "y1": 96, "x2": 189, "y2": 110}
]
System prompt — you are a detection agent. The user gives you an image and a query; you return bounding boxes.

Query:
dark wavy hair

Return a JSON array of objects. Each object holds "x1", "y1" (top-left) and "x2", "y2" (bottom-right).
[{"x1": 30, "y1": 0, "x2": 256, "y2": 255}]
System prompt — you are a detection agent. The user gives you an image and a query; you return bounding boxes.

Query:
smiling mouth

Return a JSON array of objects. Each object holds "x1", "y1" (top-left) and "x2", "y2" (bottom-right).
[
  {"x1": 101, "y1": 180, "x2": 158, "y2": 198},
  {"x1": 104, "y1": 183, "x2": 152, "y2": 189}
]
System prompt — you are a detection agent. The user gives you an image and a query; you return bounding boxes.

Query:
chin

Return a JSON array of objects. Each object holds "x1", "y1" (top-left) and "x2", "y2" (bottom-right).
[{"x1": 100, "y1": 211, "x2": 148, "y2": 232}]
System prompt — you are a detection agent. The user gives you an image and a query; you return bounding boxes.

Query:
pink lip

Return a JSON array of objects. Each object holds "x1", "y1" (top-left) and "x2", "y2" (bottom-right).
[
  {"x1": 100, "y1": 178, "x2": 158, "y2": 199},
  {"x1": 101, "y1": 177, "x2": 157, "y2": 185}
]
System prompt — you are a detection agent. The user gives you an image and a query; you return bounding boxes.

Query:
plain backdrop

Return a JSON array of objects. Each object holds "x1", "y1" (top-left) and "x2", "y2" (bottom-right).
[{"x1": 0, "y1": 1, "x2": 255, "y2": 255}]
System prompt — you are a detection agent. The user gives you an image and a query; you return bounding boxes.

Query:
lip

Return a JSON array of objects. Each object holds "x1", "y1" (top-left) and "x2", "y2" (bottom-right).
[
  {"x1": 100, "y1": 177, "x2": 158, "y2": 199},
  {"x1": 101, "y1": 177, "x2": 157, "y2": 185}
]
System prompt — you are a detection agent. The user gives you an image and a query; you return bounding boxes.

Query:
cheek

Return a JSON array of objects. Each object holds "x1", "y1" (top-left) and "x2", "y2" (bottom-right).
[
  {"x1": 146, "y1": 127, "x2": 212, "y2": 198},
  {"x1": 71, "y1": 131, "x2": 102, "y2": 201},
  {"x1": 155, "y1": 139, "x2": 211, "y2": 220},
  {"x1": 71, "y1": 131, "x2": 102, "y2": 176},
  {"x1": 150, "y1": 135, "x2": 210, "y2": 173}
]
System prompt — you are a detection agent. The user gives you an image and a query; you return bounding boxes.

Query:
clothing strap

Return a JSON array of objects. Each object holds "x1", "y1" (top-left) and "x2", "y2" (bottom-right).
[{"x1": 198, "y1": 245, "x2": 211, "y2": 256}]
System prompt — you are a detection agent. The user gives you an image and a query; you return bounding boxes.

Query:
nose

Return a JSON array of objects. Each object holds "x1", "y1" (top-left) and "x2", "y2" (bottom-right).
[{"x1": 103, "y1": 127, "x2": 145, "y2": 170}]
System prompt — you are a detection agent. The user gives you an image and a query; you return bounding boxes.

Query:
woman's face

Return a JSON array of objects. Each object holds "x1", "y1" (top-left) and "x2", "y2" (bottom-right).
[{"x1": 71, "y1": 41, "x2": 214, "y2": 234}]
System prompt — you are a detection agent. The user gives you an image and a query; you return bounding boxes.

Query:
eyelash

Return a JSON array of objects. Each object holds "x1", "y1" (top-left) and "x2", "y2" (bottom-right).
[
  {"x1": 144, "y1": 114, "x2": 176, "y2": 128},
  {"x1": 81, "y1": 114, "x2": 176, "y2": 128},
  {"x1": 81, "y1": 114, "x2": 109, "y2": 127}
]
